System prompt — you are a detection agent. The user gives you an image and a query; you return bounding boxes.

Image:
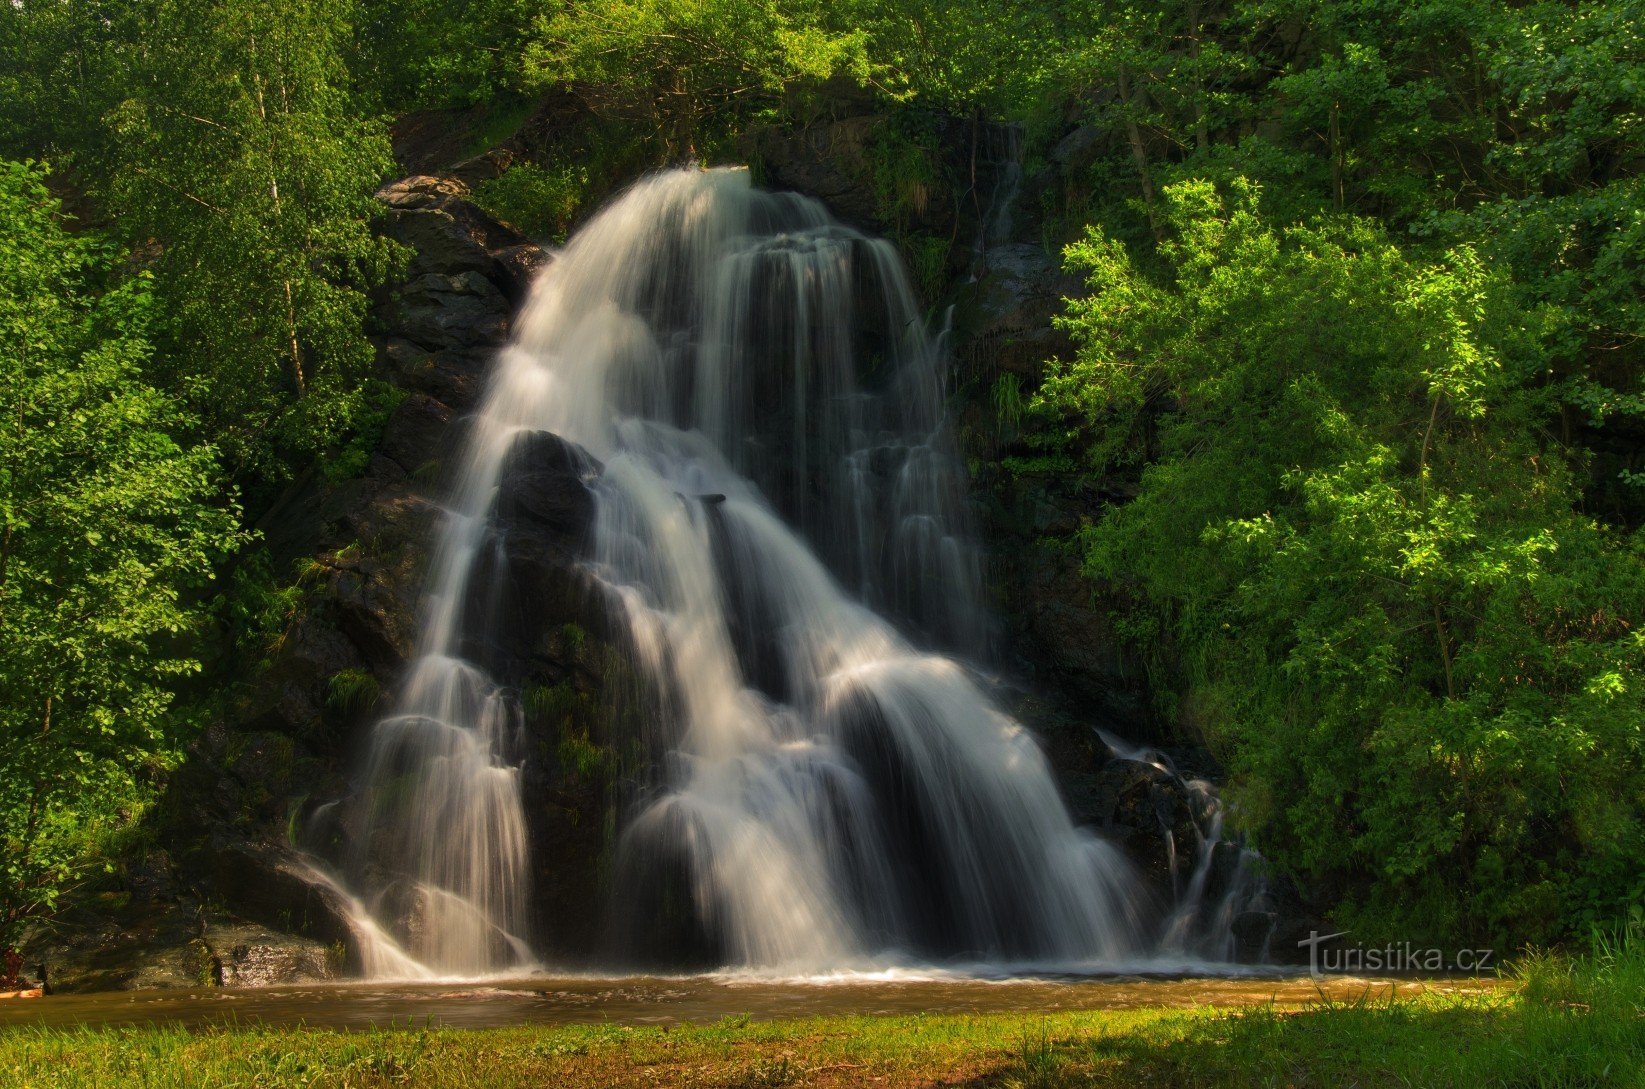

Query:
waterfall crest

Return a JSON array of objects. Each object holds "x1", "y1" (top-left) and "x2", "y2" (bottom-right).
[{"x1": 334, "y1": 167, "x2": 1158, "y2": 976}]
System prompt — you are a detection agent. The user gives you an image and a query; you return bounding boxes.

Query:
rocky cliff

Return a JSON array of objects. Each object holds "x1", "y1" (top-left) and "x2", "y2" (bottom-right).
[{"x1": 23, "y1": 105, "x2": 1291, "y2": 991}]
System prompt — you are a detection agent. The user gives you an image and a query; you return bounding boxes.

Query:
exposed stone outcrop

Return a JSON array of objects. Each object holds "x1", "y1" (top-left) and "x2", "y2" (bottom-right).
[
  {"x1": 953, "y1": 242, "x2": 1082, "y2": 379},
  {"x1": 749, "y1": 112, "x2": 1023, "y2": 247},
  {"x1": 749, "y1": 115, "x2": 889, "y2": 232},
  {"x1": 23, "y1": 172, "x2": 552, "y2": 992},
  {"x1": 27, "y1": 107, "x2": 1305, "y2": 987}
]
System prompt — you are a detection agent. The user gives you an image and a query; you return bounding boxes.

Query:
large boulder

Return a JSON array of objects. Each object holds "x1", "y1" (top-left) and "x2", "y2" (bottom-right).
[
  {"x1": 457, "y1": 429, "x2": 603, "y2": 681},
  {"x1": 374, "y1": 174, "x2": 550, "y2": 412}
]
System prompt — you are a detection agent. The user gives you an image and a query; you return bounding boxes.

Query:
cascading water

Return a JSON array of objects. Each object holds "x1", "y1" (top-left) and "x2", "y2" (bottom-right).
[{"x1": 330, "y1": 167, "x2": 1195, "y2": 978}]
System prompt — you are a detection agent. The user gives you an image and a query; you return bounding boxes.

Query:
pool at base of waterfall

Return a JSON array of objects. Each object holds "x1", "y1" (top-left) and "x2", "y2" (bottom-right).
[{"x1": 0, "y1": 971, "x2": 1505, "y2": 1031}]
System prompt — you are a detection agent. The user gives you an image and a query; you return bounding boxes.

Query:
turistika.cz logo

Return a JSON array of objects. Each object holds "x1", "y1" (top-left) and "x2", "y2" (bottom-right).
[{"x1": 1298, "y1": 931, "x2": 1495, "y2": 977}]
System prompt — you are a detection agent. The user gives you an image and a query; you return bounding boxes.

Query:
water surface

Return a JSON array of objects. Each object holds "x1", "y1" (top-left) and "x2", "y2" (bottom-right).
[{"x1": 0, "y1": 972, "x2": 1505, "y2": 1031}]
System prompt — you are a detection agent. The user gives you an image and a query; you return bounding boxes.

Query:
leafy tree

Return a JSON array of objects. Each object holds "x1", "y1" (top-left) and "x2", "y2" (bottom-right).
[
  {"x1": 1042, "y1": 178, "x2": 1645, "y2": 944},
  {"x1": 0, "y1": 0, "x2": 134, "y2": 166},
  {"x1": 100, "y1": 0, "x2": 405, "y2": 489},
  {"x1": 522, "y1": 0, "x2": 875, "y2": 154},
  {"x1": 356, "y1": 0, "x2": 532, "y2": 110},
  {"x1": 0, "y1": 160, "x2": 243, "y2": 952}
]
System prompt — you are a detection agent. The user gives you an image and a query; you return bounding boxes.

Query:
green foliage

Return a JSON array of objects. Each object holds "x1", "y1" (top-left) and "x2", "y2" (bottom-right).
[
  {"x1": 0, "y1": 160, "x2": 242, "y2": 949},
  {"x1": 869, "y1": 117, "x2": 943, "y2": 228},
  {"x1": 325, "y1": 668, "x2": 381, "y2": 718},
  {"x1": 473, "y1": 162, "x2": 588, "y2": 244},
  {"x1": 1044, "y1": 178, "x2": 1645, "y2": 946},
  {"x1": 321, "y1": 380, "x2": 406, "y2": 482},
  {"x1": 356, "y1": 0, "x2": 532, "y2": 109},
  {"x1": 992, "y1": 373, "x2": 1026, "y2": 440},
  {"x1": 522, "y1": 682, "x2": 579, "y2": 732},
  {"x1": 557, "y1": 732, "x2": 613, "y2": 783},
  {"x1": 521, "y1": 0, "x2": 875, "y2": 154},
  {"x1": 99, "y1": 0, "x2": 407, "y2": 488},
  {"x1": 218, "y1": 549, "x2": 313, "y2": 677},
  {"x1": 510, "y1": 0, "x2": 1067, "y2": 152}
]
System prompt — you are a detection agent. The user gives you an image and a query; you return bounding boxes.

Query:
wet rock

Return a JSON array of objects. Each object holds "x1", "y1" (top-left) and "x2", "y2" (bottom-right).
[
  {"x1": 204, "y1": 923, "x2": 341, "y2": 988},
  {"x1": 1013, "y1": 545, "x2": 1141, "y2": 715},
  {"x1": 392, "y1": 271, "x2": 511, "y2": 350},
  {"x1": 1083, "y1": 757, "x2": 1206, "y2": 901},
  {"x1": 748, "y1": 112, "x2": 1022, "y2": 243},
  {"x1": 377, "y1": 174, "x2": 550, "y2": 304},
  {"x1": 460, "y1": 430, "x2": 604, "y2": 679},
  {"x1": 211, "y1": 843, "x2": 358, "y2": 955},
  {"x1": 240, "y1": 622, "x2": 361, "y2": 741},
  {"x1": 19, "y1": 850, "x2": 213, "y2": 993},
  {"x1": 330, "y1": 563, "x2": 422, "y2": 675},
  {"x1": 1201, "y1": 840, "x2": 1248, "y2": 906},
  {"x1": 493, "y1": 430, "x2": 599, "y2": 554},
  {"x1": 750, "y1": 116, "x2": 885, "y2": 230},
  {"x1": 24, "y1": 907, "x2": 343, "y2": 992},
  {"x1": 381, "y1": 340, "x2": 492, "y2": 410},
  {"x1": 1231, "y1": 910, "x2": 1278, "y2": 964},
  {"x1": 378, "y1": 173, "x2": 469, "y2": 209},
  {"x1": 954, "y1": 242, "x2": 1081, "y2": 379},
  {"x1": 378, "y1": 393, "x2": 456, "y2": 476}
]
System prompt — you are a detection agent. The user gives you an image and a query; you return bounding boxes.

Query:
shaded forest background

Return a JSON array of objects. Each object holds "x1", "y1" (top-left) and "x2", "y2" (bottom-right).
[{"x1": 0, "y1": 0, "x2": 1640, "y2": 963}]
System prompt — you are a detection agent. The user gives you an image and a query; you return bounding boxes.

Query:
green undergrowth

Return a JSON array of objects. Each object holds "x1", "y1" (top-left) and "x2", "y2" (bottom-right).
[{"x1": 1, "y1": 946, "x2": 1639, "y2": 1089}]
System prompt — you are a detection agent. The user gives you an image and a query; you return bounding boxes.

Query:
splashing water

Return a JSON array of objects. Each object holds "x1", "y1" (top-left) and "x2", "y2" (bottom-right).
[{"x1": 335, "y1": 167, "x2": 1164, "y2": 977}]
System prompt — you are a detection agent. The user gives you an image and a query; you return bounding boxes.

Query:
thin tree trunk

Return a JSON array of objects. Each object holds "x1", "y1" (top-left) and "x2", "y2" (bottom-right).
[
  {"x1": 1417, "y1": 393, "x2": 1456, "y2": 700},
  {"x1": 250, "y1": 36, "x2": 306, "y2": 395},
  {"x1": 282, "y1": 280, "x2": 306, "y2": 395},
  {"x1": 1117, "y1": 67, "x2": 1163, "y2": 243},
  {"x1": 0, "y1": 393, "x2": 20, "y2": 632},
  {"x1": 1329, "y1": 100, "x2": 1345, "y2": 210},
  {"x1": 1433, "y1": 605, "x2": 1457, "y2": 700},
  {"x1": 1190, "y1": 2, "x2": 1209, "y2": 152}
]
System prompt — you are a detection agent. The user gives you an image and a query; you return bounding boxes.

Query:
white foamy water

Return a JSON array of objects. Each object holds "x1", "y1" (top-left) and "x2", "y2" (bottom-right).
[{"x1": 329, "y1": 168, "x2": 1176, "y2": 978}]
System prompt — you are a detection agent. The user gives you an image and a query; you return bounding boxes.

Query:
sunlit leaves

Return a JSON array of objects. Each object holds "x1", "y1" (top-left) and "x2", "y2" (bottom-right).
[
  {"x1": 100, "y1": 0, "x2": 405, "y2": 487},
  {"x1": 1045, "y1": 178, "x2": 1645, "y2": 945},
  {"x1": 0, "y1": 162, "x2": 243, "y2": 947}
]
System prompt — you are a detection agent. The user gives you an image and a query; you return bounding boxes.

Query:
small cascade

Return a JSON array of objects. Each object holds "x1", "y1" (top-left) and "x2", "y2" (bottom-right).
[
  {"x1": 968, "y1": 122, "x2": 1024, "y2": 275},
  {"x1": 1094, "y1": 730, "x2": 1272, "y2": 962},
  {"x1": 316, "y1": 166, "x2": 1260, "y2": 978}
]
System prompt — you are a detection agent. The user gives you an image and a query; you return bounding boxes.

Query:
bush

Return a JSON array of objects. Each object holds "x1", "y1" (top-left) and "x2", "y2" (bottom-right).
[
  {"x1": 1040, "y1": 177, "x2": 1645, "y2": 948},
  {"x1": 473, "y1": 162, "x2": 589, "y2": 244}
]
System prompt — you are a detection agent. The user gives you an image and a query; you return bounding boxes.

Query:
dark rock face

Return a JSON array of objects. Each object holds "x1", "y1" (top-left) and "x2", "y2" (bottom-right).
[
  {"x1": 18, "y1": 842, "x2": 350, "y2": 993},
  {"x1": 205, "y1": 923, "x2": 341, "y2": 988},
  {"x1": 749, "y1": 112, "x2": 1023, "y2": 246},
  {"x1": 29, "y1": 111, "x2": 1314, "y2": 986},
  {"x1": 750, "y1": 116, "x2": 888, "y2": 231},
  {"x1": 24, "y1": 173, "x2": 557, "y2": 991},
  {"x1": 210, "y1": 843, "x2": 359, "y2": 953},
  {"x1": 375, "y1": 174, "x2": 549, "y2": 413},
  {"x1": 1084, "y1": 758, "x2": 1209, "y2": 899},
  {"x1": 953, "y1": 242, "x2": 1082, "y2": 380}
]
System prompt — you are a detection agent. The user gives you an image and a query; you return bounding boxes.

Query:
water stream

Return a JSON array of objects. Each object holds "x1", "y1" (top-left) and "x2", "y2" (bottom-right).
[
  {"x1": 0, "y1": 974, "x2": 1500, "y2": 1031},
  {"x1": 321, "y1": 167, "x2": 1248, "y2": 979}
]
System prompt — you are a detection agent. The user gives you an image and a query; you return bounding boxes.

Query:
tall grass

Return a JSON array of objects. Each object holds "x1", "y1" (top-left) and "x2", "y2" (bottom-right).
[{"x1": 0, "y1": 938, "x2": 1639, "y2": 1088}]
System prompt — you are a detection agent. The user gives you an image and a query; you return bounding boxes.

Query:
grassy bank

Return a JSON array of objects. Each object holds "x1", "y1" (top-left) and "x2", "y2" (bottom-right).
[
  {"x1": 0, "y1": 950, "x2": 1640, "y2": 1089},
  {"x1": 1, "y1": 941, "x2": 1638, "y2": 1089}
]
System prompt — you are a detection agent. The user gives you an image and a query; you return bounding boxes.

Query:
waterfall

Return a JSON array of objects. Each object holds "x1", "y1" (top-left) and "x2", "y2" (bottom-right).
[{"x1": 332, "y1": 167, "x2": 1163, "y2": 977}]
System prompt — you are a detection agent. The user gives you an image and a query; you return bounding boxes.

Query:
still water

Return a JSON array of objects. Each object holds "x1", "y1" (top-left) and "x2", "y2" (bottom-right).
[{"x1": 0, "y1": 972, "x2": 1503, "y2": 1032}]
